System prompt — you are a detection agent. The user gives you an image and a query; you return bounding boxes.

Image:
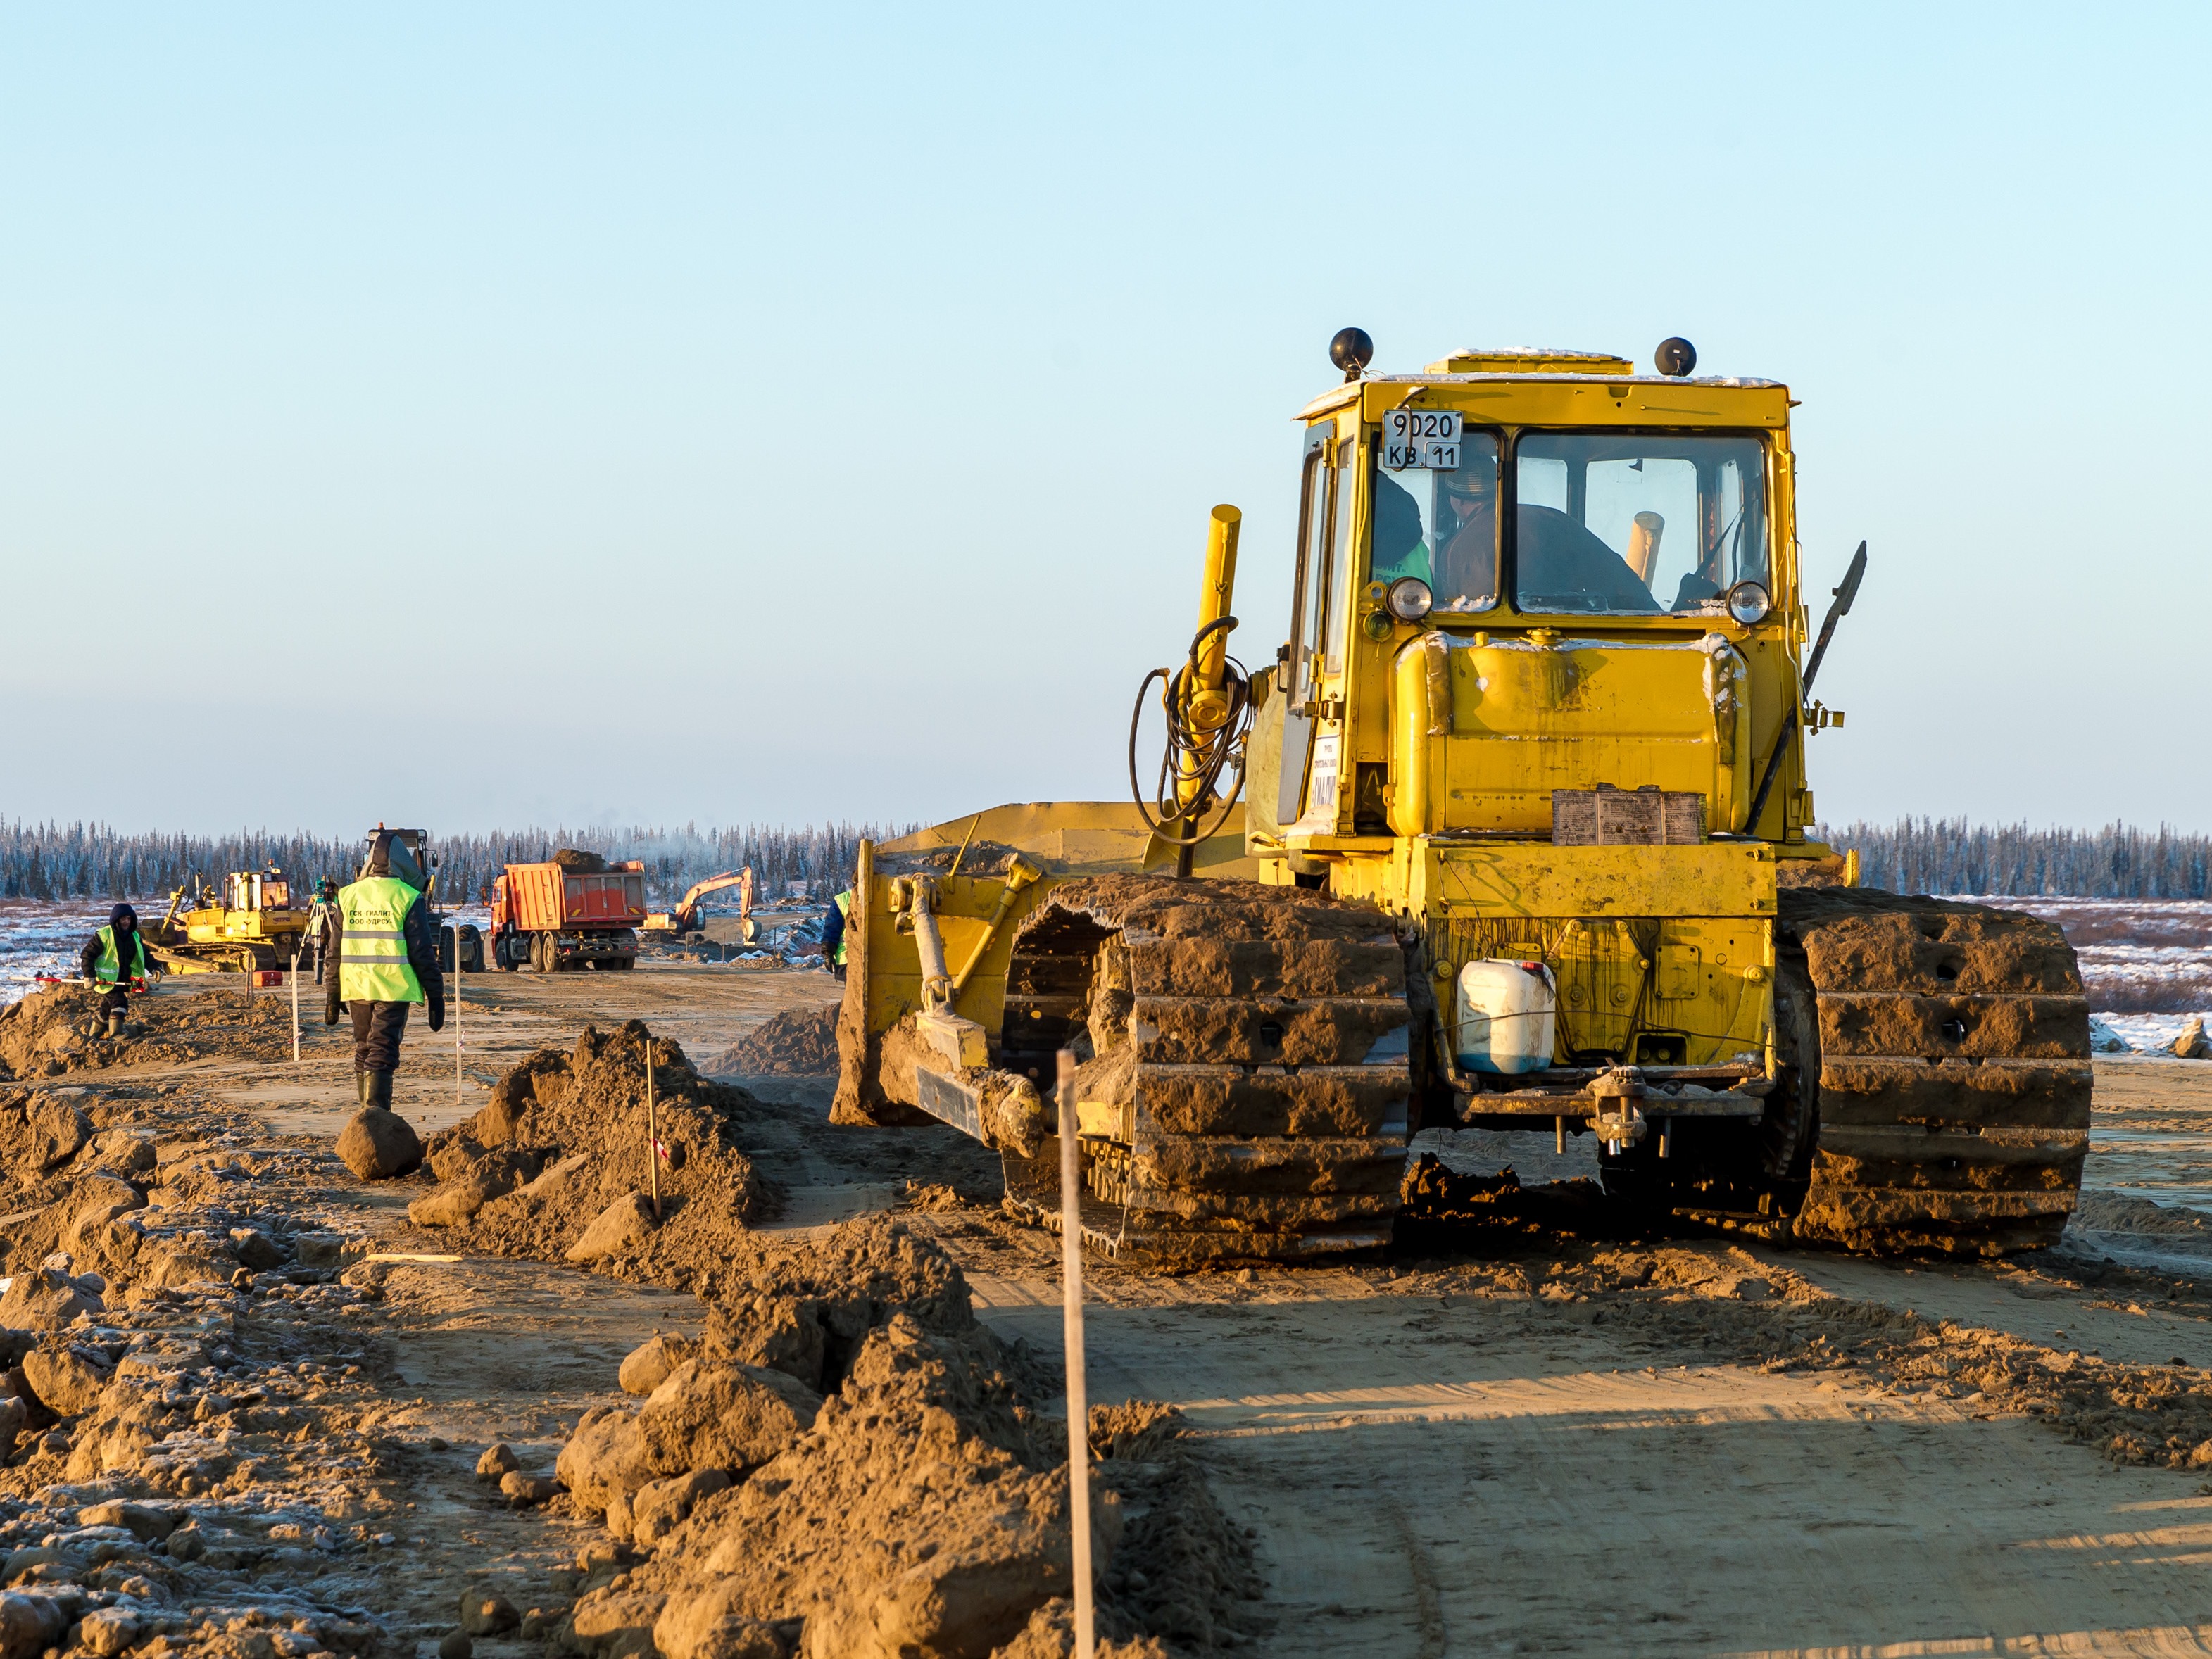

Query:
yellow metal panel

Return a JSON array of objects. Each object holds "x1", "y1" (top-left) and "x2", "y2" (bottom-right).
[
  {"x1": 1658, "y1": 942, "x2": 1702, "y2": 1002},
  {"x1": 1438, "y1": 637, "x2": 1727, "y2": 834},
  {"x1": 1426, "y1": 840, "x2": 1777, "y2": 919},
  {"x1": 880, "y1": 802, "x2": 1256, "y2": 879},
  {"x1": 1424, "y1": 351, "x2": 1634, "y2": 375},
  {"x1": 1364, "y1": 379, "x2": 1791, "y2": 431}
]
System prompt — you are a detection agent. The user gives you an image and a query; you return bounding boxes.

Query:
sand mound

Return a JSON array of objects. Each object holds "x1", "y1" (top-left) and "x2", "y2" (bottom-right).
[
  {"x1": 557, "y1": 1219, "x2": 1260, "y2": 1659},
  {"x1": 0, "y1": 982, "x2": 296, "y2": 1080},
  {"x1": 417, "y1": 1022, "x2": 776, "y2": 1278},
  {"x1": 713, "y1": 1009, "x2": 838, "y2": 1077},
  {"x1": 2070, "y1": 1191, "x2": 2212, "y2": 1238},
  {"x1": 703, "y1": 1213, "x2": 981, "y2": 1393}
]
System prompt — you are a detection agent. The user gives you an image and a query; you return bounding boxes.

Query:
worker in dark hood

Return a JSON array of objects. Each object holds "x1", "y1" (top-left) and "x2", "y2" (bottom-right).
[
  {"x1": 322, "y1": 830, "x2": 444, "y2": 1111},
  {"x1": 80, "y1": 902, "x2": 161, "y2": 1038}
]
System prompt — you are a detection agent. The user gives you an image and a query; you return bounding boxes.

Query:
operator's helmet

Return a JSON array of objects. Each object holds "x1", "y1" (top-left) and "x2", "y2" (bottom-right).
[{"x1": 1440, "y1": 451, "x2": 1499, "y2": 502}]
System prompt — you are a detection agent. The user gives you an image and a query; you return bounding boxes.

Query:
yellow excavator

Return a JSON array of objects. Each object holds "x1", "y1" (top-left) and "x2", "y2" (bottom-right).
[
  {"x1": 643, "y1": 868, "x2": 758, "y2": 942},
  {"x1": 834, "y1": 333, "x2": 2089, "y2": 1264}
]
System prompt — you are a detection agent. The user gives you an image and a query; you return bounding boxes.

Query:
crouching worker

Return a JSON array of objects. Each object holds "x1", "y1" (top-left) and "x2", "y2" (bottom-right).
[
  {"x1": 80, "y1": 902, "x2": 161, "y2": 1037},
  {"x1": 322, "y1": 831, "x2": 444, "y2": 1109}
]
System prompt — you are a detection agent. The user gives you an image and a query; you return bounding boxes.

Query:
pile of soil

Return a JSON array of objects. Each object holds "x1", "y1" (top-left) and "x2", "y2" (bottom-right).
[
  {"x1": 2071, "y1": 1191, "x2": 2212, "y2": 1239},
  {"x1": 554, "y1": 1217, "x2": 1259, "y2": 1659},
  {"x1": 0, "y1": 1083, "x2": 445, "y2": 1658},
  {"x1": 0, "y1": 982, "x2": 296, "y2": 1080},
  {"x1": 1395, "y1": 1154, "x2": 1635, "y2": 1247},
  {"x1": 0, "y1": 1082, "x2": 325, "y2": 1299},
  {"x1": 412, "y1": 1022, "x2": 777, "y2": 1281},
  {"x1": 712, "y1": 1009, "x2": 838, "y2": 1077}
]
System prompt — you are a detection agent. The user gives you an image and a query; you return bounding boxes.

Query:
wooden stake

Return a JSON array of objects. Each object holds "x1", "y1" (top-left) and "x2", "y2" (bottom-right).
[
  {"x1": 646, "y1": 1047, "x2": 661, "y2": 1220},
  {"x1": 1056, "y1": 1047, "x2": 1094, "y2": 1659},
  {"x1": 290, "y1": 950, "x2": 300, "y2": 1064},
  {"x1": 453, "y1": 927, "x2": 463, "y2": 1104}
]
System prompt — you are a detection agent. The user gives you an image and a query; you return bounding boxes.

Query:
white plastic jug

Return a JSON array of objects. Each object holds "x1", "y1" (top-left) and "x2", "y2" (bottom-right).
[{"x1": 1454, "y1": 959, "x2": 1558, "y2": 1074}]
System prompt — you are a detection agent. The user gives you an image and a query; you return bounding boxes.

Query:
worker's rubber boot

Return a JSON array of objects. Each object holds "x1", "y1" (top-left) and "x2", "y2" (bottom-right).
[
  {"x1": 365, "y1": 1073, "x2": 395, "y2": 1111},
  {"x1": 356, "y1": 1072, "x2": 375, "y2": 1108},
  {"x1": 105, "y1": 1010, "x2": 125, "y2": 1040}
]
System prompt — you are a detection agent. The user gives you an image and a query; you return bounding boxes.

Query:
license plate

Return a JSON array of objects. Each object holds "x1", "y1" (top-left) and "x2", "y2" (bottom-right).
[{"x1": 1383, "y1": 408, "x2": 1463, "y2": 470}]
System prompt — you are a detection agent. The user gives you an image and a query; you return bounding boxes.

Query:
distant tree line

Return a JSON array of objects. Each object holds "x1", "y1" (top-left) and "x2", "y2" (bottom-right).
[
  {"x1": 6, "y1": 816, "x2": 2202, "y2": 904},
  {"x1": 1822, "y1": 819, "x2": 2212, "y2": 899},
  {"x1": 0, "y1": 821, "x2": 914, "y2": 908}
]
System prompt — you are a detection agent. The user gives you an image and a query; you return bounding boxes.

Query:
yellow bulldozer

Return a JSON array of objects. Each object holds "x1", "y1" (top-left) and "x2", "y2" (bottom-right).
[
  {"x1": 834, "y1": 333, "x2": 2089, "y2": 1265},
  {"x1": 144, "y1": 868, "x2": 315, "y2": 975}
]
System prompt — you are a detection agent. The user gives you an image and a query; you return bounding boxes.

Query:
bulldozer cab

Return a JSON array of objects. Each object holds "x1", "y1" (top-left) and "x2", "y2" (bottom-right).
[
  {"x1": 1251, "y1": 351, "x2": 1808, "y2": 853},
  {"x1": 225, "y1": 869, "x2": 292, "y2": 912}
]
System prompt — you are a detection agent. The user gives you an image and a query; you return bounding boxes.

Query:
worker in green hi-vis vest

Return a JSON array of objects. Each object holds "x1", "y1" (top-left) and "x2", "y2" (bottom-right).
[
  {"x1": 320, "y1": 830, "x2": 445, "y2": 1110},
  {"x1": 822, "y1": 885, "x2": 852, "y2": 980},
  {"x1": 78, "y1": 902, "x2": 162, "y2": 1039}
]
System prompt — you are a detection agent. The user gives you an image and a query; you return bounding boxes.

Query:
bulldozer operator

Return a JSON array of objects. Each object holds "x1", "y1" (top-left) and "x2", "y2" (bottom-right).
[
  {"x1": 1374, "y1": 450, "x2": 1661, "y2": 614},
  {"x1": 78, "y1": 902, "x2": 162, "y2": 1039},
  {"x1": 321, "y1": 831, "x2": 444, "y2": 1110}
]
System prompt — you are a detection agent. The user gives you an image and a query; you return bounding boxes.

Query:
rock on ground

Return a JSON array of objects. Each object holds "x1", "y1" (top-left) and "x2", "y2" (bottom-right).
[
  {"x1": 20, "y1": 1346, "x2": 111, "y2": 1417},
  {"x1": 337, "y1": 1107, "x2": 424, "y2": 1180},
  {"x1": 617, "y1": 1332, "x2": 699, "y2": 1396},
  {"x1": 634, "y1": 1360, "x2": 820, "y2": 1479},
  {"x1": 568, "y1": 1194, "x2": 657, "y2": 1263}
]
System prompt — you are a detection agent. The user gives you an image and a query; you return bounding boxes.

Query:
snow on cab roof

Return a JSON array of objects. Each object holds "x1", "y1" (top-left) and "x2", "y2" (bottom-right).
[{"x1": 1295, "y1": 372, "x2": 1785, "y2": 420}]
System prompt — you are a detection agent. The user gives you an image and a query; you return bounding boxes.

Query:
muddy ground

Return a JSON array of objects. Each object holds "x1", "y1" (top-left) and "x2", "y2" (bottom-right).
[{"x1": 8, "y1": 966, "x2": 2212, "y2": 1657}]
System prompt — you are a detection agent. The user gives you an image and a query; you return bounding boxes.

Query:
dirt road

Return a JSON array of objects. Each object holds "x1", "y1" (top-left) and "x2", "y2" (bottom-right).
[{"x1": 8, "y1": 963, "x2": 2212, "y2": 1657}]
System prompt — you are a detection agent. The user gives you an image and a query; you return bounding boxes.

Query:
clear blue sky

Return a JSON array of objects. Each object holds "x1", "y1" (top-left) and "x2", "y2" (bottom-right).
[{"x1": 1, "y1": 5, "x2": 2204, "y2": 836}]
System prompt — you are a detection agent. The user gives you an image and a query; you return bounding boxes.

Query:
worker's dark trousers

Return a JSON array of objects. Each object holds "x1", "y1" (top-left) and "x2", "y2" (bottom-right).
[
  {"x1": 98, "y1": 986, "x2": 130, "y2": 1018},
  {"x1": 350, "y1": 1002, "x2": 410, "y2": 1073}
]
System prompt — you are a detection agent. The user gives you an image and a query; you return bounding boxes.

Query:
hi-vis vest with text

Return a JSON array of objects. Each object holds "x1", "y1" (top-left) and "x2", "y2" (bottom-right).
[
  {"x1": 338, "y1": 876, "x2": 426, "y2": 1003},
  {"x1": 94, "y1": 925, "x2": 148, "y2": 985},
  {"x1": 833, "y1": 890, "x2": 851, "y2": 966}
]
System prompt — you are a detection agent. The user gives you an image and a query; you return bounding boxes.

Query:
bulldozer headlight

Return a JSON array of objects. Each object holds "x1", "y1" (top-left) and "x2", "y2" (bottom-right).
[
  {"x1": 1726, "y1": 580, "x2": 1772, "y2": 626},
  {"x1": 1385, "y1": 576, "x2": 1433, "y2": 623}
]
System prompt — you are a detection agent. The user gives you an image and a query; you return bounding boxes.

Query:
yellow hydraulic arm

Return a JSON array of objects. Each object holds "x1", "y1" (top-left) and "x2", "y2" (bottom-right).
[{"x1": 1131, "y1": 504, "x2": 1253, "y2": 876}]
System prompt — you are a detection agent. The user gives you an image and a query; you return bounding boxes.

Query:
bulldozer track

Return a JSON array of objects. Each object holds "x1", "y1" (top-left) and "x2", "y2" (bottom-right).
[
  {"x1": 994, "y1": 875, "x2": 1412, "y2": 1266},
  {"x1": 1778, "y1": 888, "x2": 2092, "y2": 1255}
]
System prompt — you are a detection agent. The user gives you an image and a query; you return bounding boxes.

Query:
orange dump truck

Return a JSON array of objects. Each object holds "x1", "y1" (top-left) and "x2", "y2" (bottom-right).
[{"x1": 490, "y1": 854, "x2": 648, "y2": 972}]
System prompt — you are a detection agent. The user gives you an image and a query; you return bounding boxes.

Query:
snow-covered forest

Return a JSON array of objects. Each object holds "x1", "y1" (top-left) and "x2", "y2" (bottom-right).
[
  {"x1": 0, "y1": 822, "x2": 909, "y2": 907},
  {"x1": 1, "y1": 816, "x2": 2205, "y2": 903},
  {"x1": 1821, "y1": 819, "x2": 2212, "y2": 899}
]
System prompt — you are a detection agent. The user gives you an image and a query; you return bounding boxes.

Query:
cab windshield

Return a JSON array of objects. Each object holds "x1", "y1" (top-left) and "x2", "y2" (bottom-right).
[
  {"x1": 1512, "y1": 432, "x2": 1768, "y2": 616},
  {"x1": 1369, "y1": 432, "x2": 1502, "y2": 614}
]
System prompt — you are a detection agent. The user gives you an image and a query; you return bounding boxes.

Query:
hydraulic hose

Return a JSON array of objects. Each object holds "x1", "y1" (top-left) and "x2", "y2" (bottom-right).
[{"x1": 1128, "y1": 614, "x2": 1255, "y2": 869}]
